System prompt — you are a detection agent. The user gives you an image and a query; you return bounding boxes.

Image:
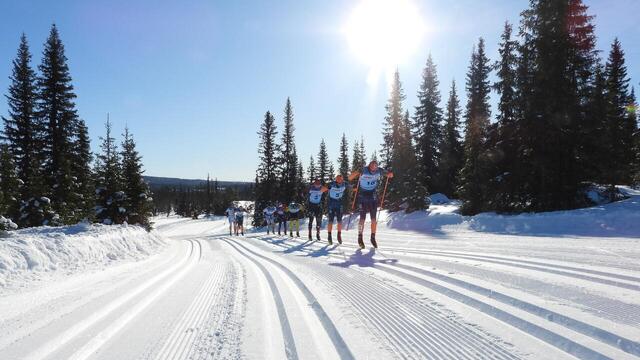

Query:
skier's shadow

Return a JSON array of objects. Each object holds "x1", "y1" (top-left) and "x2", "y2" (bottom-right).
[
  {"x1": 307, "y1": 244, "x2": 340, "y2": 258},
  {"x1": 283, "y1": 239, "x2": 316, "y2": 254},
  {"x1": 329, "y1": 248, "x2": 398, "y2": 268}
]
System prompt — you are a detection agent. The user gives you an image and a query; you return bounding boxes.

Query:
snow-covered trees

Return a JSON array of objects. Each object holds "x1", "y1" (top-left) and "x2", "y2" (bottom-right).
[{"x1": 121, "y1": 128, "x2": 153, "y2": 230}]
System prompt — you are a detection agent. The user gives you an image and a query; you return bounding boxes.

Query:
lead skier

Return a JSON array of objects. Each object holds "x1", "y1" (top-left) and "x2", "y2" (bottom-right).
[
  {"x1": 224, "y1": 204, "x2": 236, "y2": 236},
  {"x1": 348, "y1": 160, "x2": 393, "y2": 249}
]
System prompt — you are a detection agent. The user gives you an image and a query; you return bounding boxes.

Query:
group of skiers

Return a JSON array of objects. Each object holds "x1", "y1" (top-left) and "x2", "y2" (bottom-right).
[
  {"x1": 264, "y1": 160, "x2": 392, "y2": 249},
  {"x1": 224, "y1": 160, "x2": 392, "y2": 249},
  {"x1": 224, "y1": 206, "x2": 247, "y2": 236}
]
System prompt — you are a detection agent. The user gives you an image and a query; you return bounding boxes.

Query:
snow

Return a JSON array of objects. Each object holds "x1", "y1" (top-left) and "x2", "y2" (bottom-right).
[
  {"x1": 0, "y1": 223, "x2": 166, "y2": 291},
  {"x1": 386, "y1": 187, "x2": 640, "y2": 237},
  {"x1": 0, "y1": 194, "x2": 639, "y2": 359}
]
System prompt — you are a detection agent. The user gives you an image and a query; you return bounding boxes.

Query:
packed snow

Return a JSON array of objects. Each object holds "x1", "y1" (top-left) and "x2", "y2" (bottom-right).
[
  {"x1": 0, "y1": 223, "x2": 166, "y2": 291},
  {"x1": 0, "y1": 191, "x2": 639, "y2": 359}
]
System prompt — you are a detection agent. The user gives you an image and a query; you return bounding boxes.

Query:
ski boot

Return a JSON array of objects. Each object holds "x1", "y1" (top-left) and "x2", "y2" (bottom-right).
[
  {"x1": 308, "y1": 229, "x2": 313, "y2": 240},
  {"x1": 290, "y1": 231, "x2": 293, "y2": 237},
  {"x1": 327, "y1": 232, "x2": 333, "y2": 245},
  {"x1": 316, "y1": 230, "x2": 321, "y2": 241},
  {"x1": 296, "y1": 231, "x2": 300, "y2": 238},
  {"x1": 278, "y1": 230, "x2": 281, "y2": 236},
  {"x1": 337, "y1": 231, "x2": 342, "y2": 245},
  {"x1": 357, "y1": 233, "x2": 365, "y2": 249},
  {"x1": 370, "y1": 233, "x2": 378, "y2": 249}
]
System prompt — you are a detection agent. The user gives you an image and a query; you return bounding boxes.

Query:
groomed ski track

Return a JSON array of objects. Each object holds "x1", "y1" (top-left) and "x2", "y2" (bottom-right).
[{"x1": 1, "y1": 216, "x2": 639, "y2": 360}]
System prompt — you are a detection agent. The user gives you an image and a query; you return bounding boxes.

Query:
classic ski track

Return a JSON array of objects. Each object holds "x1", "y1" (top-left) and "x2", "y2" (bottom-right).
[
  {"x1": 234, "y1": 237, "x2": 520, "y2": 360},
  {"x1": 377, "y1": 248, "x2": 640, "y2": 292},
  {"x1": 22, "y1": 239, "x2": 198, "y2": 360},
  {"x1": 251, "y1": 234, "x2": 640, "y2": 359},
  {"x1": 312, "y1": 258, "x2": 521, "y2": 360},
  {"x1": 223, "y1": 237, "x2": 355, "y2": 360},
  {"x1": 0, "y1": 241, "x2": 184, "y2": 351},
  {"x1": 221, "y1": 239, "x2": 299, "y2": 360},
  {"x1": 155, "y1": 261, "x2": 227, "y2": 360}
]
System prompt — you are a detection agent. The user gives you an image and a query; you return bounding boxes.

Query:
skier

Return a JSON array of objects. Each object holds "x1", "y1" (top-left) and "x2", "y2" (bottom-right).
[
  {"x1": 275, "y1": 203, "x2": 288, "y2": 236},
  {"x1": 234, "y1": 207, "x2": 246, "y2": 236},
  {"x1": 263, "y1": 204, "x2": 277, "y2": 234},
  {"x1": 287, "y1": 201, "x2": 303, "y2": 237},
  {"x1": 348, "y1": 160, "x2": 393, "y2": 249},
  {"x1": 307, "y1": 179, "x2": 328, "y2": 241},
  {"x1": 326, "y1": 174, "x2": 347, "y2": 245},
  {"x1": 224, "y1": 204, "x2": 236, "y2": 236}
]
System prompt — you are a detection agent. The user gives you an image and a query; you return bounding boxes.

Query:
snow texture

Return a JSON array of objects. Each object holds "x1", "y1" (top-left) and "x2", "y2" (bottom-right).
[{"x1": 0, "y1": 223, "x2": 166, "y2": 290}]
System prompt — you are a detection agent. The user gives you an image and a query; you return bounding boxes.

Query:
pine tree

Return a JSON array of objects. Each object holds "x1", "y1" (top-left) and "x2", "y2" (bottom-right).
[
  {"x1": 95, "y1": 119, "x2": 125, "y2": 225},
  {"x1": 316, "y1": 139, "x2": 330, "y2": 184},
  {"x1": 278, "y1": 98, "x2": 299, "y2": 203},
  {"x1": 296, "y1": 161, "x2": 305, "y2": 200},
  {"x1": 37, "y1": 24, "x2": 82, "y2": 223},
  {"x1": 307, "y1": 155, "x2": 316, "y2": 183},
  {"x1": 338, "y1": 133, "x2": 350, "y2": 179},
  {"x1": 492, "y1": 22, "x2": 521, "y2": 211},
  {"x1": 439, "y1": 80, "x2": 464, "y2": 198},
  {"x1": 121, "y1": 127, "x2": 152, "y2": 230},
  {"x1": 458, "y1": 39, "x2": 492, "y2": 215},
  {"x1": 70, "y1": 119, "x2": 94, "y2": 222},
  {"x1": 2, "y1": 34, "x2": 45, "y2": 224},
  {"x1": 412, "y1": 56, "x2": 442, "y2": 193},
  {"x1": 604, "y1": 39, "x2": 634, "y2": 186},
  {"x1": 0, "y1": 145, "x2": 20, "y2": 221},
  {"x1": 582, "y1": 64, "x2": 608, "y2": 183},
  {"x1": 254, "y1": 111, "x2": 278, "y2": 225}
]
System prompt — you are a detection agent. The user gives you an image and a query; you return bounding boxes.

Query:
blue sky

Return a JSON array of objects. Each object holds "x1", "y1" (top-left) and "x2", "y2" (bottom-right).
[{"x1": 1, "y1": 0, "x2": 638, "y2": 181}]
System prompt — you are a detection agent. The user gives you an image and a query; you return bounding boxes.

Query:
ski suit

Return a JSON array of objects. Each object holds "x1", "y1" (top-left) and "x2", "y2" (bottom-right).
[
  {"x1": 234, "y1": 209, "x2": 245, "y2": 236},
  {"x1": 225, "y1": 207, "x2": 236, "y2": 235},
  {"x1": 275, "y1": 205, "x2": 287, "y2": 235},
  {"x1": 307, "y1": 184, "x2": 327, "y2": 236},
  {"x1": 327, "y1": 181, "x2": 346, "y2": 224},
  {"x1": 355, "y1": 166, "x2": 388, "y2": 221},
  {"x1": 287, "y1": 202, "x2": 302, "y2": 236},
  {"x1": 263, "y1": 206, "x2": 277, "y2": 234}
]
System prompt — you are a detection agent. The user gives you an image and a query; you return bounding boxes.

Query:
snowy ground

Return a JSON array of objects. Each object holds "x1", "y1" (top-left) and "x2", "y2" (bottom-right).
[{"x1": 1, "y1": 194, "x2": 639, "y2": 359}]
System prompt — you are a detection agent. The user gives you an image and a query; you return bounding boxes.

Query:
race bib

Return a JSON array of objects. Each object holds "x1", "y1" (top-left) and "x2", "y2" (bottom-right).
[{"x1": 359, "y1": 173, "x2": 380, "y2": 191}]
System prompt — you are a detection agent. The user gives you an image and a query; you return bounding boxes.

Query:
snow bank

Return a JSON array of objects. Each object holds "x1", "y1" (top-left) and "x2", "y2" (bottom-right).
[
  {"x1": 385, "y1": 191, "x2": 640, "y2": 238},
  {"x1": 0, "y1": 223, "x2": 166, "y2": 290}
]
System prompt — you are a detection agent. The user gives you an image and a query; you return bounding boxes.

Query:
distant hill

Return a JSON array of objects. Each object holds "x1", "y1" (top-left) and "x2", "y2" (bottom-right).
[{"x1": 144, "y1": 176, "x2": 253, "y2": 189}]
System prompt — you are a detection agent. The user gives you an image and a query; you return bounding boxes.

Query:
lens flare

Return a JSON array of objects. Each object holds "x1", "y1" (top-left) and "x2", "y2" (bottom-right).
[{"x1": 344, "y1": 0, "x2": 426, "y2": 84}]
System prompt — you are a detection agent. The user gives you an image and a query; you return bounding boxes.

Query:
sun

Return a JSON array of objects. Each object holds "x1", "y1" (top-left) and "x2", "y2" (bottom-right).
[{"x1": 344, "y1": 0, "x2": 426, "y2": 83}]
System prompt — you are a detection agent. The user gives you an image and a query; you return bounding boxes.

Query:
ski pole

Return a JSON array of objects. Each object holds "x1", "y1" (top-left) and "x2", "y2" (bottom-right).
[
  {"x1": 376, "y1": 175, "x2": 390, "y2": 224},
  {"x1": 346, "y1": 175, "x2": 360, "y2": 231}
]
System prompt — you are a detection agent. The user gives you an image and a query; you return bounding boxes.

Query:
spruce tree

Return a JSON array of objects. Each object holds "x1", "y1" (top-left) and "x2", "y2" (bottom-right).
[
  {"x1": 95, "y1": 120, "x2": 125, "y2": 225},
  {"x1": 604, "y1": 39, "x2": 634, "y2": 186},
  {"x1": 254, "y1": 111, "x2": 278, "y2": 224},
  {"x1": 337, "y1": 133, "x2": 351, "y2": 208},
  {"x1": 439, "y1": 80, "x2": 464, "y2": 199},
  {"x1": 412, "y1": 55, "x2": 442, "y2": 193},
  {"x1": 2, "y1": 34, "x2": 45, "y2": 224},
  {"x1": 307, "y1": 155, "x2": 316, "y2": 183},
  {"x1": 278, "y1": 98, "x2": 298, "y2": 203},
  {"x1": 0, "y1": 145, "x2": 20, "y2": 221},
  {"x1": 458, "y1": 39, "x2": 492, "y2": 215},
  {"x1": 492, "y1": 22, "x2": 521, "y2": 211},
  {"x1": 121, "y1": 127, "x2": 152, "y2": 230},
  {"x1": 316, "y1": 139, "x2": 330, "y2": 184},
  {"x1": 70, "y1": 119, "x2": 94, "y2": 222},
  {"x1": 37, "y1": 24, "x2": 82, "y2": 222},
  {"x1": 351, "y1": 139, "x2": 362, "y2": 172}
]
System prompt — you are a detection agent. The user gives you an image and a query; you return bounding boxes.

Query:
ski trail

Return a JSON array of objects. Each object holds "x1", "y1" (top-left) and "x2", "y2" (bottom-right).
[
  {"x1": 224, "y1": 238, "x2": 355, "y2": 360},
  {"x1": 22, "y1": 240, "x2": 197, "y2": 360},
  {"x1": 252, "y1": 235, "x2": 636, "y2": 359},
  {"x1": 155, "y1": 261, "x2": 226, "y2": 360},
  {"x1": 221, "y1": 239, "x2": 298, "y2": 360}
]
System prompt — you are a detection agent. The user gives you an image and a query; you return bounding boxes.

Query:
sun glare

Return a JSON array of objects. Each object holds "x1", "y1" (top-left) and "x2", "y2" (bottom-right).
[{"x1": 344, "y1": 0, "x2": 426, "y2": 84}]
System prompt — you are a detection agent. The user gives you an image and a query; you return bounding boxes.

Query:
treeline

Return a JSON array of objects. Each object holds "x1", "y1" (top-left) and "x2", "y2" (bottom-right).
[
  {"x1": 382, "y1": 0, "x2": 638, "y2": 215},
  {"x1": 0, "y1": 25, "x2": 152, "y2": 230},
  {"x1": 254, "y1": 98, "x2": 374, "y2": 225},
  {"x1": 256, "y1": 0, "x2": 639, "y2": 217},
  {"x1": 151, "y1": 176, "x2": 254, "y2": 218}
]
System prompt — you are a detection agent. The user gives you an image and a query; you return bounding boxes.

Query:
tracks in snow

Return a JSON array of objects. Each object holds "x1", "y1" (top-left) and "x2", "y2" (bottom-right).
[
  {"x1": 222, "y1": 237, "x2": 355, "y2": 360},
  {"x1": 253, "y1": 234, "x2": 640, "y2": 360}
]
